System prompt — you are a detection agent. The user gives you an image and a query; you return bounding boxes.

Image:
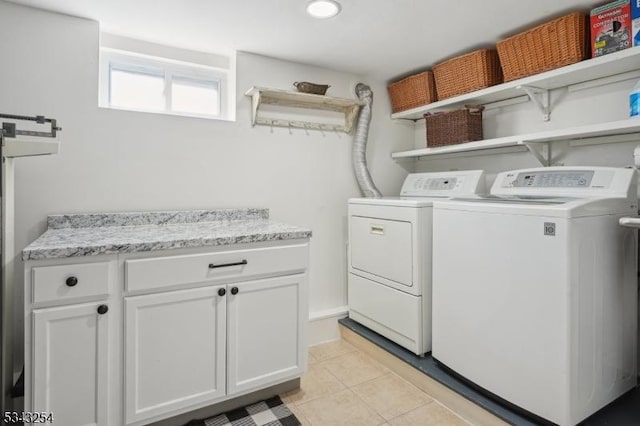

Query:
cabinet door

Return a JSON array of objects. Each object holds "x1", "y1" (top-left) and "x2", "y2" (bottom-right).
[
  {"x1": 32, "y1": 302, "x2": 110, "y2": 426},
  {"x1": 227, "y1": 274, "x2": 307, "y2": 395},
  {"x1": 125, "y1": 286, "x2": 226, "y2": 425}
]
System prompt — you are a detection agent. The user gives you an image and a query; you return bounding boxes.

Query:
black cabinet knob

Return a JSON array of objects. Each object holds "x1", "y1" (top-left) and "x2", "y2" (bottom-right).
[
  {"x1": 231, "y1": 287, "x2": 239, "y2": 295},
  {"x1": 218, "y1": 288, "x2": 226, "y2": 297},
  {"x1": 97, "y1": 304, "x2": 108, "y2": 315},
  {"x1": 65, "y1": 276, "x2": 78, "y2": 287}
]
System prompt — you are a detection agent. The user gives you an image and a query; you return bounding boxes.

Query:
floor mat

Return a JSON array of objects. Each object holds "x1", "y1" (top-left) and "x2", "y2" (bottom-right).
[{"x1": 187, "y1": 396, "x2": 300, "y2": 426}]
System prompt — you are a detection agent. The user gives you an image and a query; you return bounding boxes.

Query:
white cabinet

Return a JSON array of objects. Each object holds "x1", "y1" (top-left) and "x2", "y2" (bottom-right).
[
  {"x1": 24, "y1": 241, "x2": 309, "y2": 426},
  {"x1": 125, "y1": 286, "x2": 227, "y2": 424},
  {"x1": 32, "y1": 302, "x2": 111, "y2": 426},
  {"x1": 124, "y1": 273, "x2": 308, "y2": 424},
  {"x1": 227, "y1": 274, "x2": 306, "y2": 395}
]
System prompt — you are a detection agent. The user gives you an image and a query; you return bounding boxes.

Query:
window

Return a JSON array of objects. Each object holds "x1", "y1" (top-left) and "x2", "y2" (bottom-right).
[
  {"x1": 172, "y1": 77, "x2": 220, "y2": 116},
  {"x1": 99, "y1": 40, "x2": 233, "y2": 120},
  {"x1": 109, "y1": 65, "x2": 165, "y2": 112}
]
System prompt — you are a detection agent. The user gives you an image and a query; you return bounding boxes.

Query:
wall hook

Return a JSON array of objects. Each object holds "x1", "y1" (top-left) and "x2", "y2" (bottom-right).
[
  {"x1": 288, "y1": 123, "x2": 293, "y2": 135},
  {"x1": 270, "y1": 120, "x2": 274, "y2": 133}
]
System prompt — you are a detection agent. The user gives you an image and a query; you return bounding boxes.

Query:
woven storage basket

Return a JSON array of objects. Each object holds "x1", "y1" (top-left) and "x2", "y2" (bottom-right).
[
  {"x1": 432, "y1": 49, "x2": 502, "y2": 100},
  {"x1": 425, "y1": 106, "x2": 484, "y2": 147},
  {"x1": 387, "y1": 71, "x2": 437, "y2": 113},
  {"x1": 496, "y1": 12, "x2": 589, "y2": 82}
]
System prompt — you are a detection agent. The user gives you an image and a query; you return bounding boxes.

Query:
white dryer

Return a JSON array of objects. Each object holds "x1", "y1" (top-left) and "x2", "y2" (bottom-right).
[
  {"x1": 432, "y1": 166, "x2": 638, "y2": 426},
  {"x1": 348, "y1": 170, "x2": 485, "y2": 355}
]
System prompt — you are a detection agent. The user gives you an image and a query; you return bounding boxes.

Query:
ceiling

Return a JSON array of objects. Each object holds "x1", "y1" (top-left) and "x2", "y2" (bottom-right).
[{"x1": 9, "y1": 0, "x2": 600, "y2": 81}]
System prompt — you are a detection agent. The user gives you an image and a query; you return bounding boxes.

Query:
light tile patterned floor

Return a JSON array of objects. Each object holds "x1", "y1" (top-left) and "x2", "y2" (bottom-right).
[{"x1": 281, "y1": 339, "x2": 470, "y2": 426}]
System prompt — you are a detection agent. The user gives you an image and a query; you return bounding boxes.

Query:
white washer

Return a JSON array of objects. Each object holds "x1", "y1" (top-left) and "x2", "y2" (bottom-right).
[
  {"x1": 432, "y1": 166, "x2": 638, "y2": 426},
  {"x1": 348, "y1": 170, "x2": 485, "y2": 355}
]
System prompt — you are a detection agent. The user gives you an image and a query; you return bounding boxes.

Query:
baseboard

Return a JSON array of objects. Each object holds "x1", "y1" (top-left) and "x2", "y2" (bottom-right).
[{"x1": 308, "y1": 306, "x2": 348, "y2": 346}]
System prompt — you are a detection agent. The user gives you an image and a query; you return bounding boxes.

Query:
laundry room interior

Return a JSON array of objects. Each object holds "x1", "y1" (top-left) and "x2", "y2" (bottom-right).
[{"x1": 1, "y1": 0, "x2": 640, "y2": 425}]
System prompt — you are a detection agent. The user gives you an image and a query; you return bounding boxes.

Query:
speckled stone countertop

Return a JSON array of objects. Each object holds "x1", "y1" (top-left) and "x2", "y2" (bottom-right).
[{"x1": 23, "y1": 209, "x2": 312, "y2": 261}]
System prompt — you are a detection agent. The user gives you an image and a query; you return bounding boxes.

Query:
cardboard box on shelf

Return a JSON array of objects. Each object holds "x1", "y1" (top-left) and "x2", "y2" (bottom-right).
[
  {"x1": 591, "y1": 0, "x2": 632, "y2": 56},
  {"x1": 632, "y1": 0, "x2": 640, "y2": 46}
]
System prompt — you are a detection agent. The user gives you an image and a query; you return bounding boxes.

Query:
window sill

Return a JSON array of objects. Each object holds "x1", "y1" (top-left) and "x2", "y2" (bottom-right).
[{"x1": 98, "y1": 104, "x2": 235, "y2": 122}]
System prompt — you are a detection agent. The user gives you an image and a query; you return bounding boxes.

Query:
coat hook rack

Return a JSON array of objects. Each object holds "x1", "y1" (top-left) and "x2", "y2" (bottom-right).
[{"x1": 245, "y1": 87, "x2": 363, "y2": 134}]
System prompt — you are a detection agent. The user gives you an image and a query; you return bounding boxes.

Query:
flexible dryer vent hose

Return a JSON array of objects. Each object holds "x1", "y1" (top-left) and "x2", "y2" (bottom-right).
[{"x1": 353, "y1": 83, "x2": 382, "y2": 198}]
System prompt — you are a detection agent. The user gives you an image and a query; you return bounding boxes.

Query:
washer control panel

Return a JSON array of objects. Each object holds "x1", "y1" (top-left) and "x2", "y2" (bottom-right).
[
  {"x1": 491, "y1": 167, "x2": 634, "y2": 200},
  {"x1": 506, "y1": 170, "x2": 595, "y2": 188}
]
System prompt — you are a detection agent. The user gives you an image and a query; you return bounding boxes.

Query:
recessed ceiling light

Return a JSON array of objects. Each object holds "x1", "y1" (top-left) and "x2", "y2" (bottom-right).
[{"x1": 306, "y1": 0, "x2": 341, "y2": 19}]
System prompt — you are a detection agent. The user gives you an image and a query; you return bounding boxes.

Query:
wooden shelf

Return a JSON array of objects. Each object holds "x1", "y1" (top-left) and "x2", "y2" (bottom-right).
[
  {"x1": 392, "y1": 119, "x2": 640, "y2": 164},
  {"x1": 392, "y1": 136, "x2": 524, "y2": 159},
  {"x1": 392, "y1": 47, "x2": 640, "y2": 120},
  {"x1": 245, "y1": 86, "x2": 363, "y2": 133}
]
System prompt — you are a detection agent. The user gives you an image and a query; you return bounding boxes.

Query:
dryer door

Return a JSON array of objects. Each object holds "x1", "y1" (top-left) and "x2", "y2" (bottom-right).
[{"x1": 350, "y1": 215, "x2": 413, "y2": 287}]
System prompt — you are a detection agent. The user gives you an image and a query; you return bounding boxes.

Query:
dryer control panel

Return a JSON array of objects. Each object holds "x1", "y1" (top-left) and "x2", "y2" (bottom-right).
[
  {"x1": 406, "y1": 176, "x2": 458, "y2": 191},
  {"x1": 401, "y1": 170, "x2": 485, "y2": 197}
]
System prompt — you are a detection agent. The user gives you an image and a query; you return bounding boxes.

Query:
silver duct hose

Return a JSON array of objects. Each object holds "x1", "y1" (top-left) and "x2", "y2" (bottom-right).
[{"x1": 353, "y1": 83, "x2": 382, "y2": 198}]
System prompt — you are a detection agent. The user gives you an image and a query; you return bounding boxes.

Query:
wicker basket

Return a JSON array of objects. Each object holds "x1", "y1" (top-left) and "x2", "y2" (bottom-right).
[
  {"x1": 425, "y1": 107, "x2": 484, "y2": 147},
  {"x1": 387, "y1": 71, "x2": 437, "y2": 113},
  {"x1": 496, "y1": 12, "x2": 589, "y2": 82},
  {"x1": 432, "y1": 49, "x2": 502, "y2": 100}
]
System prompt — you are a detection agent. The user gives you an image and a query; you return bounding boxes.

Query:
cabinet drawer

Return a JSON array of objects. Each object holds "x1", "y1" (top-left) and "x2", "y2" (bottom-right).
[
  {"x1": 125, "y1": 244, "x2": 308, "y2": 293},
  {"x1": 32, "y1": 262, "x2": 111, "y2": 305}
]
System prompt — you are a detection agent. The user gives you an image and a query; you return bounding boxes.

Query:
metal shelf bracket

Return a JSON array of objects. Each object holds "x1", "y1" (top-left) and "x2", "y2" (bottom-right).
[
  {"x1": 517, "y1": 85, "x2": 550, "y2": 122},
  {"x1": 524, "y1": 141, "x2": 551, "y2": 166}
]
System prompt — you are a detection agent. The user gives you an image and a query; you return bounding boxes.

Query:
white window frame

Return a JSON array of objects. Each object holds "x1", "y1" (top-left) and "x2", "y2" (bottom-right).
[{"x1": 99, "y1": 48, "x2": 231, "y2": 120}]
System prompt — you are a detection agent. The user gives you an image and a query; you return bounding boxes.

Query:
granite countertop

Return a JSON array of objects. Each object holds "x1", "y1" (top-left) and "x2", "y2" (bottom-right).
[{"x1": 22, "y1": 208, "x2": 312, "y2": 261}]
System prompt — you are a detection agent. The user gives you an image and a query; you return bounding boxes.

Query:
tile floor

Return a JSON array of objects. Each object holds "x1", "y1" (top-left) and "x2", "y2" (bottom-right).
[{"x1": 281, "y1": 339, "x2": 470, "y2": 426}]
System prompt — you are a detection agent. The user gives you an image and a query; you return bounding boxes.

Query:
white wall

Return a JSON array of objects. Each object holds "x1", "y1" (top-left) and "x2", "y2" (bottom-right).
[{"x1": 0, "y1": 0, "x2": 414, "y2": 368}]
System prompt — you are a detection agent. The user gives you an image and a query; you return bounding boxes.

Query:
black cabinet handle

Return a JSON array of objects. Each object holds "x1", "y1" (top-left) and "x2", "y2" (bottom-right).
[
  {"x1": 218, "y1": 288, "x2": 226, "y2": 297},
  {"x1": 208, "y1": 260, "x2": 248, "y2": 269},
  {"x1": 65, "y1": 276, "x2": 78, "y2": 287},
  {"x1": 231, "y1": 287, "x2": 239, "y2": 295},
  {"x1": 97, "y1": 305, "x2": 108, "y2": 315}
]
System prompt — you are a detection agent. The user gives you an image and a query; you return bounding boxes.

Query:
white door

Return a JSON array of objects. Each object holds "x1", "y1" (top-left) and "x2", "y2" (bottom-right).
[
  {"x1": 32, "y1": 302, "x2": 110, "y2": 426},
  {"x1": 227, "y1": 274, "x2": 306, "y2": 395},
  {"x1": 124, "y1": 286, "x2": 226, "y2": 425},
  {"x1": 350, "y1": 215, "x2": 414, "y2": 287}
]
